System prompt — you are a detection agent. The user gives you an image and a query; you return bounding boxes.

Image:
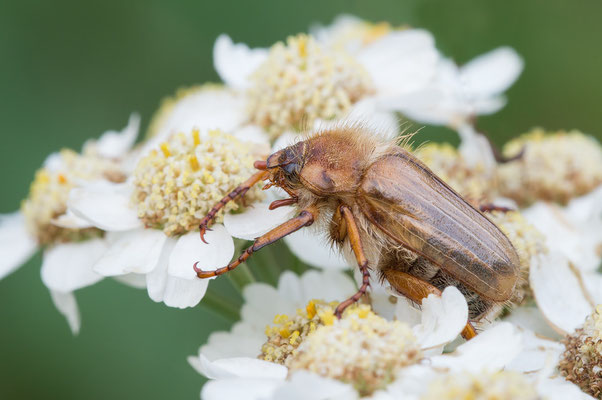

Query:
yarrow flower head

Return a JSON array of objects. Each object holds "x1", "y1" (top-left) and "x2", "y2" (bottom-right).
[
  {"x1": 498, "y1": 128, "x2": 602, "y2": 206},
  {"x1": 247, "y1": 34, "x2": 374, "y2": 138},
  {"x1": 132, "y1": 129, "x2": 263, "y2": 236},
  {"x1": 288, "y1": 304, "x2": 422, "y2": 396},
  {"x1": 559, "y1": 305, "x2": 602, "y2": 398},
  {"x1": 22, "y1": 148, "x2": 125, "y2": 244},
  {"x1": 421, "y1": 370, "x2": 539, "y2": 400}
]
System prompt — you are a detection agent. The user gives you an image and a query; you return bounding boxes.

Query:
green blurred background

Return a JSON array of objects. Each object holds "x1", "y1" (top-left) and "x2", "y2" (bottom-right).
[{"x1": 1, "y1": 1, "x2": 601, "y2": 398}]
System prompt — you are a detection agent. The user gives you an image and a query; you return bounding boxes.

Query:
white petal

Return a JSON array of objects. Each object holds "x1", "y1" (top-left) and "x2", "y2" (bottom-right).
[
  {"x1": 168, "y1": 225, "x2": 234, "y2": 280},
  {"x1": 93, "y1": 229, "x2": 166, "y2": 276},
  {"x1": 299, "y1": 269, "x2": 357, "y2": 303},
  {"x1": 202, "y1": 378, "x2": 280, "y2": 400},
  {"x1": 146, "y1": 237, "x2": 209, "y2": 308},
  {"x1": 430, "y1": 322, "x2": 522, "y2": 372},
  {"x1": 51, "y1": 210, "x2": 95, "y2": 229},
  {"x1": 147, "y1": 86, "x2": 247, "y2": 146},
  {"x1": 189, "y1": 354, "x2": 287, "y2": 380},
  {"x1": 536, "y1": 377, "x2": 596, "y2": 400},
  {"x1": 530, "y1": 251, "x2": 593, "y2": 334},
  {"x1": 41, "y1": 239, "x2": 106, "y2": 292},
  {"x1": 506, "y1": 328, "x2": 563, "y2": 373},
  {"x1": 224, "y1": 203, "x2": 294, "y2": 240},
  {"x1": 43, "y1": 151, "x2": 64, "y2": 172},
  {"x1": 284, "y1": 228, "x2": 350, "y2": 270},
  {"x1": 90, "y1": 113, "x2": 140, "y2": 159},
  {"x1": 503, "y1": 306, "x2": 562, "y2": 340},
  {"x1": 49, "y1": 290, "x2": 81, "y2": 335},
  {"x1": 68, "y1": 181, "x2": 142, "y2": 231},
  {"x1": 358, "y1": 30, "x2": 439, "y2": 96},
  {"x1": 460, "y1": 47, "x2": 524, "y2": 97},
  {"x1": 201, "y1": 322, "x2": 266, "y2": 360},
  {"x1": 213, "y1": 34, "x2": 268, "y2": 89},
  {"x1": 113, "y1": 273, "x2": 147, "y2": 289},
  {"x1": 414, "y1": 286, "x2": 469, "y2": 350},
  {"x1": 0, "y1": 212, "x2": 37, "y2": 280},
  {"x1": 232, "y1": 125, "x2": 271, "y2": 145},
  {"x1": 457, "y1": 124, "x2": 497, "y2": 171},
  {"x1": 242, "y1": 283, "x2": 296, "y2": 326},
  {"x1": 272, "y1": 370, "x2": 358, "y2": 400}
]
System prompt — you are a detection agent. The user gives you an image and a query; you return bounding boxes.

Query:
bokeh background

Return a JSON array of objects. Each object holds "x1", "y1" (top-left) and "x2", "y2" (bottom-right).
[{"x1": 1, "y1": 1, "x2": 601, "y2": 398}]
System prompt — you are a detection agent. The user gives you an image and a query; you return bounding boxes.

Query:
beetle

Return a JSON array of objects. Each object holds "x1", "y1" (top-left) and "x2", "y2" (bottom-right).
[{"x1": 193, "y1": 125, "x2": 520, "y2": 339}]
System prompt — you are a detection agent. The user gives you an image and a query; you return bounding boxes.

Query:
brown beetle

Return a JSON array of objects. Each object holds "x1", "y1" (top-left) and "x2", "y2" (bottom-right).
[{"x1": 194, "y1": 125, "x2": 520, "y2": 339}]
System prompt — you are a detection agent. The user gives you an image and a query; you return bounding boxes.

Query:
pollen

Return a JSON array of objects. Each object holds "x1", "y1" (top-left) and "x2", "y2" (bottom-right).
[
  {"x1": 131, "y1": 129, "x2": 263, "y2": 237},
  {"x1": 21, "y1": 149, "x2": 125, "y2": 245},
  {"x1": 559, "y1": 305, "x2": 602, "y2": 398},
  {"x1": 486, "y1": 210, "x2": 547, "y2": 304},
  {"x1": 247, "y1": 34, "x2": 374, "y2": 139},
  {"x1": 260, "y1": 299, "x2": 339, "y2": 365},
  {"x1": 498, "y1": 128, "x2": 602, "y2": 206},
  {"x1": 288, "y1": 304, "x2": 422, "y2": 397},
  {"x1": 421, "y1": 370, "x2": 539, "y2": 400},
  {"x1": 415, "y1": 143, "x2": 498, "y2": 203}
]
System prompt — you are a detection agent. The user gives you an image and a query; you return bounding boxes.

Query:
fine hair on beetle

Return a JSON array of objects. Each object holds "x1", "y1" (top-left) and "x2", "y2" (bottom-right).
[{"x1": 194, "y1": 120, "x2": 521, "y2": 340}]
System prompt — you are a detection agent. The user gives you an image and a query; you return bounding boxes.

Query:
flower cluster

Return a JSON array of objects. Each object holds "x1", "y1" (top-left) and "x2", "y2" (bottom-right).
[{"x1": 1, "y1": 13, "x2": 601, "y2": 400}]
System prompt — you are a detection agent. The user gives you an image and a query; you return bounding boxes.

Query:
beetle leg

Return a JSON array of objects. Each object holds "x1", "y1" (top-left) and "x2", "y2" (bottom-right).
[
  {"x1": 198, "y1": 169, "x2": 269, "y2": 244},
  {"x1": 269, "y1": 197, "x2": 298, "y2": 210},
  {"x1": 381, "y1": 268, "x2": 478, "y2": 340},
  {"x1": 194, "y1": 207, "x2": 316, "y2": 278},
  {"x1": 334, "y1": 205, "x2": 371, "y2": 318}
]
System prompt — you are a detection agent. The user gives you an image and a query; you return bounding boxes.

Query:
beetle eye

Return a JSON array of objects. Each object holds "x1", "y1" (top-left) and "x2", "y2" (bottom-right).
[{"x1": 282, "y1": 162, "x2": 299, "y2": 175}]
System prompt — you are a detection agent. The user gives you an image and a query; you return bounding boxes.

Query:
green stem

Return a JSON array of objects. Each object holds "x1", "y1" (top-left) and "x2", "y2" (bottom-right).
[{"x1": 201, "y1": 289, "x2": 240, "y2": 322}]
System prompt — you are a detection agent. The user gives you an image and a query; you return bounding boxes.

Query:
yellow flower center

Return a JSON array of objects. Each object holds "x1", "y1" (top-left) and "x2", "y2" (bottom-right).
[
  {"x1": 421, "y1": 370, "x2": 539, "y2": 400},
  {"x1": 132, "y1": 129, "x2": 263, "y2": 236},
  {"x1": 247, "y1": 34, "x2": 374, "y2": 139},
  {"x1": 287, "y1": 303, "x2": 422, "y2": 397},
  {"x1": 260, "y1": 299, "x2": 339, "y2": 366},
  {"x1": 21, "y1": 149, "x2": 125, "y2": 244},
  {"x1": 498, "y1": 129, "x2": 602, "y2": 206},
  {"x1": 415, "y1": 143, "x2": 498, "y2": 203},
  {"x1": 559, "y1": 305, "x2": 602, "y2": 398}
]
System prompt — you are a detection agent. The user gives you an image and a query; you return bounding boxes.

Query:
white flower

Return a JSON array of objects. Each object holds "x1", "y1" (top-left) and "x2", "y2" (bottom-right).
[
  {"x1": 67, "y1": 129, "x2": 299, "y2": 308},
  {"x1": 189, "y1": 269, "x2": 472, "y2": 398},
  {"x1": 0, "y1": 114, "x2": 140, "y2": 333},
  {"x1": 213, "y1": 27, "x2": 439, "y2": 140},
  {"x1": 383, "y1": 46, "x2": 523, "y2": 129}
]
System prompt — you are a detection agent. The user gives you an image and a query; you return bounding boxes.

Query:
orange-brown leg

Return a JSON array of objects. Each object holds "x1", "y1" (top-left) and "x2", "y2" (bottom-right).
[
  {"x1": 479, "y1": 204, "x2": 513, "y2": 213},
  {"x1": 194, "y1": 207, "x2": 316, "y2": 278},
  {"x1": 199, "y1": 169, "x2": 269, "y2": 243},
  {"x1": 381, "y1": 268, "x2": 478, "y2": 340},
  {"x1": 334, "y1": 205, "x2": 372, "y2": 318}
]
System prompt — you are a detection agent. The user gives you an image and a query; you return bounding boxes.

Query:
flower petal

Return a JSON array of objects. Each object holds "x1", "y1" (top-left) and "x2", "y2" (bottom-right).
[
  {"x1": 299, "y1": 269, "x2": 356, "y2": 303},
  {"x1": 503, "y1": 306, "x2": 562, "y2": 340},
  {"x1": 168, "y1": 225, "x2": 234, "y2": 280},
  {"x1": 459, "y1": 47, "x2": 524, "y2": 98},
  {"x1": 88, "y1": 113, "x2": 140, "y2": 159},
  {"x1": 147, "y1": 237, "x2": 209, "y2": 308},
  {"x1": 189, "y1": 354, "x2": 287, "y2": 380},
  {"x1": 51, "y1": 209, "x2": 95, "y2": 229},
  {"x1": 49, "y1": 290, "x2": 81, "y2": 335},
  {"x1": 68, "y1": 181, "x2": 142, "y2": 231},
  {"x1": 530, "y1": 251, "x2": 593, "y2": 334},
  {"x1": 358, "y1": 30, "x2": 439, "y2": 96},
  {"x1": 506, "y1": 328, "x2": 563, "y2": 373},
  {"x1": 201, "y1": 322, "x2": 266, "y2": 360},
  {"x1": 0, "y1": 212, "x2": 37, "y2": 280},
  {"x1": 272, "y1": 370, "x2": 358, "y2": 400},
  {"x1": 284, "y1": 228, "x2": 350, "y2": 270},
  {"x1": 536, "y1": 377, "x2": 596, "y2": 400},
  {"x1": 93, "y1": 229, "x2": 166, "y2": 276},
  {"x1": 113, "y1": 273, "x2": 147, "y2": 289},
  {"x1": 224, "y1": 203, "x2": 295, "y2": 241},
  {"x1": 232, "y1": 125, "x2": 270, "y2": 146},
  {"x1": 430, "y1": 322, "x2": 522, "y2": 372},
  {"x1": 201, "y1": 378, "x2": 281, "y2": 400},
  {"x1": 213, "y1": 34, "x2": 268, "y2": 89},
  {"x1": 41, "y1": 239, "x2": 106, "y2": 292},
  {"x1": 414, "y1": 286, "x2": 469, "y2": 350}
]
